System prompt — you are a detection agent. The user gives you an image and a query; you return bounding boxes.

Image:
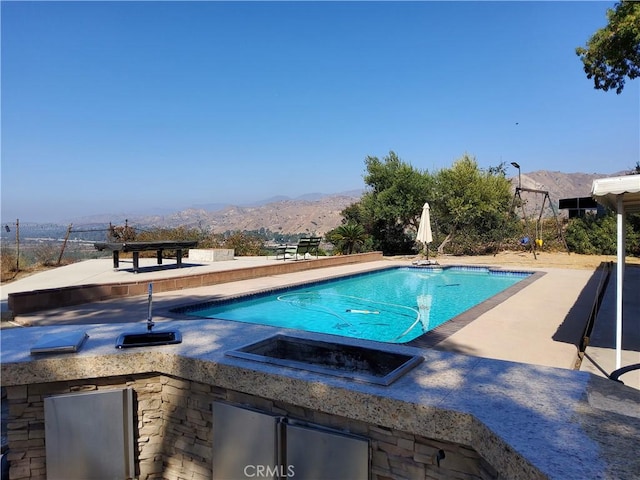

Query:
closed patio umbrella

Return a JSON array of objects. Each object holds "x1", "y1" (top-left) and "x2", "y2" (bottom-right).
[{"x1": 416, "y1": 202, "x2": 433, "y2": 259}]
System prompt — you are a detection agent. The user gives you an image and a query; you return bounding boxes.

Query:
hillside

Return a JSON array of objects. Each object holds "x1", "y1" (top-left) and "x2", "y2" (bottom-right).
[
  {"x1": 515, "y1": 170, "x2": 609, "y2": 217},
  {"x1": 519, "y1": 170, "x2": 606, "y2": 202},
  {"x1": 125, "y1": 194, "x2": 361, "y2": 236}
]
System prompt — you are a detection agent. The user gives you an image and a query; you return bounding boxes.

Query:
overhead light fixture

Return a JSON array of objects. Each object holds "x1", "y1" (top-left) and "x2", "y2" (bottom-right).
[{"x1": 511, "y1": 162, "x2": 522, "y2": 190}]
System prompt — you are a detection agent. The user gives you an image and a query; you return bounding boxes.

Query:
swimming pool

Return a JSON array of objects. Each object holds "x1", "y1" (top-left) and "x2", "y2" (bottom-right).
[{"x1": 177, "y1": 266, "x2": 532, "y2": 343}]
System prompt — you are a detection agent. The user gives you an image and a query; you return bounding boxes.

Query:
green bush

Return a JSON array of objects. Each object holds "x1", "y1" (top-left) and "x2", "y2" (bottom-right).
[
  {"x1": 565, "y1": 213, "x2": 640, "y2": 256},
  {"x1": 219, "y1": 231, "x2": 264, "y2": 256}
]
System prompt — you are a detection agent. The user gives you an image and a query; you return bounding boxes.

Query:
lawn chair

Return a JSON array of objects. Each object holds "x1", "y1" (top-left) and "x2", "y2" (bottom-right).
[
  {"x1": 275, "y1": 236, "x2": 321, "y2": 260},
  {"x1": 296, "y1": 236, "x2": 321, "y2": 259}
]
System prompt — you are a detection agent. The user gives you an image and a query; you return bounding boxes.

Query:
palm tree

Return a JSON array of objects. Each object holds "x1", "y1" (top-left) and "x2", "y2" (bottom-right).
[{"x1": 330, "y1": 223, "x2": 367, "y2": 255}]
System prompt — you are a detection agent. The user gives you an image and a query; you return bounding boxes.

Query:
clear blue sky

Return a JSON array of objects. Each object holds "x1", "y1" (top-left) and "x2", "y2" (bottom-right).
[{"x1": 2, "y1": 1, "x2": 638, "y2": 223}]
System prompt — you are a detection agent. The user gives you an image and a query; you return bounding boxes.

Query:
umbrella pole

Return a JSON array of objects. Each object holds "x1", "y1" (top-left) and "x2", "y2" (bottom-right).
[{"x1": 426, "y1": 244, "x2": 429, "y2": 260}]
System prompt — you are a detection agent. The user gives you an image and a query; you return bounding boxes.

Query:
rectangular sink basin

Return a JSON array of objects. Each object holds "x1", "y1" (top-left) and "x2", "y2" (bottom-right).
[
  {"x1": 115, "y1": 330, "x2": 182, "y2": 349},
  {"x1": 226, "y1": 334, "x2": 423, "y2": 386}
]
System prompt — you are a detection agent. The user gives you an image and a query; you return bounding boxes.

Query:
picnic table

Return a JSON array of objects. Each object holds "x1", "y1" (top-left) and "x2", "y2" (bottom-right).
[{"x1": 94, "y1": 241, "x2": 198, "y2": 273}]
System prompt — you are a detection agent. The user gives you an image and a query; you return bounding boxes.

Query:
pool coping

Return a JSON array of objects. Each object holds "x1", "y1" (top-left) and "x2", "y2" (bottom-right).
[{"x1": 408, "y1": 267, "x2": 545, "y2": 348}]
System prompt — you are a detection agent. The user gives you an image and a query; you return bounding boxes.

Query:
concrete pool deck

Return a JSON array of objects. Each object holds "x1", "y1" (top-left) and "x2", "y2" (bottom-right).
[{"x1": 1, "y1": 254, "x2": 637, "y2": 389}]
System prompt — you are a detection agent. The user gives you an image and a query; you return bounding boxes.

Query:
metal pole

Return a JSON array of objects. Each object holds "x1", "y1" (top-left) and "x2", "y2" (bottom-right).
[
  {"x1": 15, "y1": 219, "x2": 20, "y2": 272},
  {"x1": 147, "y1": 282, "x2": 155, "y2": 332},
  {"x1": 57, "y1": 224, "x2": 73, "y2": 265},
  {"x1": 615, "y1": 197, "x2": 624, "y2": 370},
  {"x1": 518, "y1": 191, "x2": 537, "y2": 260}
]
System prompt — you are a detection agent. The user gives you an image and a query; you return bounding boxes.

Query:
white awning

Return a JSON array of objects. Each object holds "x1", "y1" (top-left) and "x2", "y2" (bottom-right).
[
  {"x1": 590, "y1": 174, "x2": 640, "y2": 371},
  {"x1": 591, "y1": 175, "x2": 640, "y2": 213}
]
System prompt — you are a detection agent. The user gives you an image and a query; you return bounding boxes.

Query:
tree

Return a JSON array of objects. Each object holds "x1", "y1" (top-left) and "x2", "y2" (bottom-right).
[
  {"x1": 339, "y1": 152, "x2": 518, "y2": 256},
  {"x1": 326, "y1": 223, "x2": 369, "y2": 255},
  {"x1": 363, "y1": 152, "x2": 433, "y2": 232},
  {"x1": 432, "y1": 155, "x2": 513, "y2": 254},
  {"x1": 220, "y1": 231, "x2": 265, "y2": 256},
  {"x1": 576, "y1": 1, "x2": 640, "y2": 94},
  {"x1": 358, "y1": 151, "x2": 433, "y2": 254}
]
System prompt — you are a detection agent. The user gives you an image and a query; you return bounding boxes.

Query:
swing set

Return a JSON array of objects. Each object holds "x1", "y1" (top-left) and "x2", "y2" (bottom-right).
[{"x1": 511, "y1": 185, "x2": 569, "y2": 259}]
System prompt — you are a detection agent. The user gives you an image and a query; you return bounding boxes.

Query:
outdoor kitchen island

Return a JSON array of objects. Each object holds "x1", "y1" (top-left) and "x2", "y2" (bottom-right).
[{"x1": 2, "y1": 318, "x2": 638, "y2": 480}]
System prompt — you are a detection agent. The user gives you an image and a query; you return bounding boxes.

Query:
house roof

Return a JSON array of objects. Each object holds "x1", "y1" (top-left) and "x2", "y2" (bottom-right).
[{"x1": 591, "y1": 175, "x2": 640, "y2": 213}]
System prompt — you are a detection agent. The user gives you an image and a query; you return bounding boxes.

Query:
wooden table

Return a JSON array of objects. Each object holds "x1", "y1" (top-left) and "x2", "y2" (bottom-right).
[{"x1": 94, "y1": 241, "x2": 198, "y2": 272}]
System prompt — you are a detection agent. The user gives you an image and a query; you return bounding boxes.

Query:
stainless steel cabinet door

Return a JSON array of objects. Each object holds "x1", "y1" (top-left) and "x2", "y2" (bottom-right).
[
  {"x1": 212, "y1": 401, "x2": 281, "y2": 480},
  {"x1": 44, "y1": 388, "x2": 134, "y2": 480},
  {"x1": 285, "y1": 422, "x2": 369, "y2": 480}
]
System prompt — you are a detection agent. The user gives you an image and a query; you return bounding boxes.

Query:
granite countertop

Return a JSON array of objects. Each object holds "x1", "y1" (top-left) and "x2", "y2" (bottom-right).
[{"x1": 2, "y1": 319, "x2": 639, "y2": 480}]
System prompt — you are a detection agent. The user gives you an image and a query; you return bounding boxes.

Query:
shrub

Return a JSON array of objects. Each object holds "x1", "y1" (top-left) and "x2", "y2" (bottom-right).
[
  {"x1": 219, "y1": 231, "x2": 264, "y2": 256},
  {"x1": 565, "y1": 213, "x2": 640, "y2": 256},
  {"x1": 32, "y1": 242, "x2": 60, "y2": 267},
  {"x1": 1, "y1": 247, "x2": 18, "y2": 274}
]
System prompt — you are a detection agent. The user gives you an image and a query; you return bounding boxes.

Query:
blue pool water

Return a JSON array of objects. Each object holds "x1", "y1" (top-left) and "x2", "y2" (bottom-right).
[{"x1": 180, "y1": 267, "x2": 531, "y2": 343}]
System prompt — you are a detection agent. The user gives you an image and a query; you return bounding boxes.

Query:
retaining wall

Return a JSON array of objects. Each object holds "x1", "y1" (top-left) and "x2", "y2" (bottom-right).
[{"x1": 8, "y1": 252, "x2": 383, "y2": 315}]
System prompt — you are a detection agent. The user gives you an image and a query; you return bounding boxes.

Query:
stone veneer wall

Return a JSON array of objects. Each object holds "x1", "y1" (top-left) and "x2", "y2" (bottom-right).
[{"x1": 5, "y1": 373, "x2": 498, "y2": 480}]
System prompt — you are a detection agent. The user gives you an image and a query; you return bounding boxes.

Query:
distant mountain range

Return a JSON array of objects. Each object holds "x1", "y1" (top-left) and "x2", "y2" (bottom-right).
[
  {"x1": 6, "y1": 173, "x2": 631, "y2": 240},
  {"x1": 126, "y1": 192, "x2": 364, "y2": 236}
]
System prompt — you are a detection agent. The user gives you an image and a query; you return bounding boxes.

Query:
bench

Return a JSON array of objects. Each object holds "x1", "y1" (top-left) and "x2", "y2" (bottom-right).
[
  {"x1": 275, "y1": 236, "x2": 321, "y2": 260},
  {"x1": 94, "y1": 241, "x2": 199, "y2": 273}
]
